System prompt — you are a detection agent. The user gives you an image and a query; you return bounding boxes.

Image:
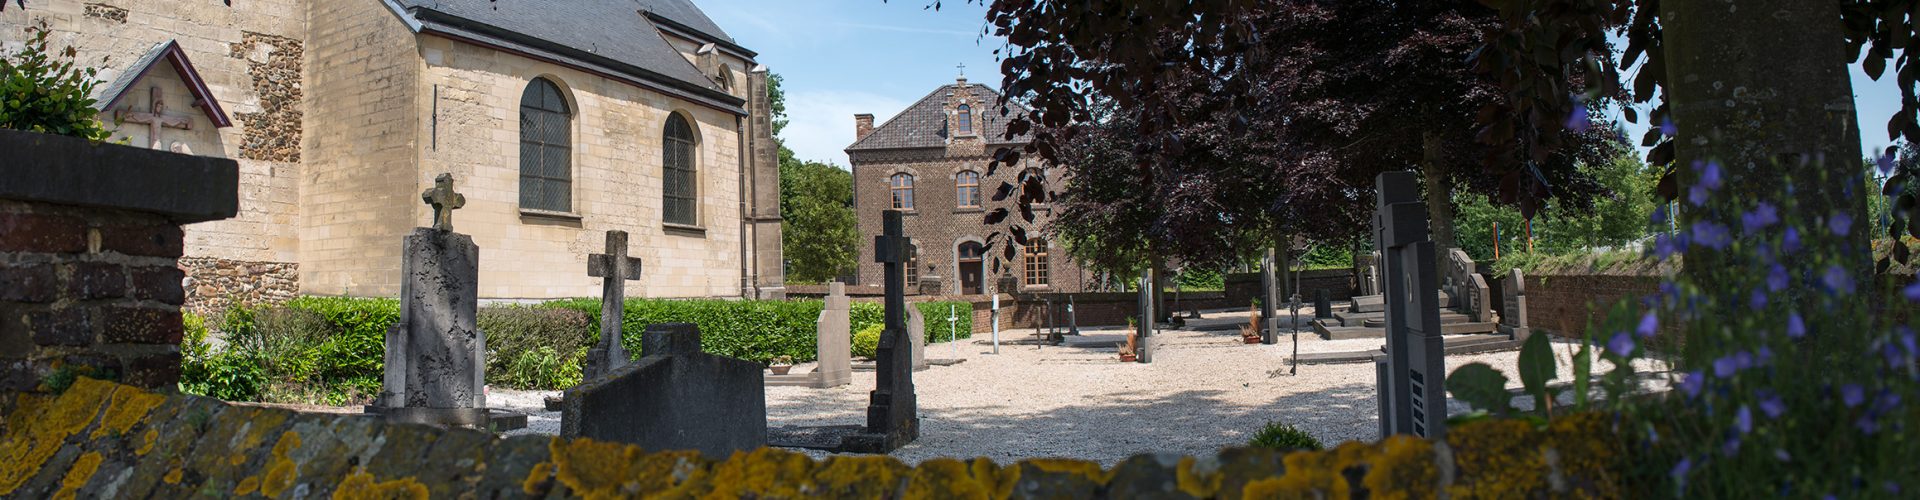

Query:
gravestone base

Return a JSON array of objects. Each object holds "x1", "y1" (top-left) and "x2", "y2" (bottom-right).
[
  {"x1": 837, "y1": 418, "x2": 920, "y2": 454},
  {"x1": 363, "y1": 406, "x2": 527, "y2": 431}
]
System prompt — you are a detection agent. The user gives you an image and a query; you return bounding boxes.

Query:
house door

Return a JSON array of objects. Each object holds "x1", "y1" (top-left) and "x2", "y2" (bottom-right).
[{"x1": 958, "y1": 242, "x2": 985, "y2": 295}]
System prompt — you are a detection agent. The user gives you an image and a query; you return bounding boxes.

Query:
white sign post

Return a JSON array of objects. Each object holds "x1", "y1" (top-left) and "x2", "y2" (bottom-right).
[
  {"x1": 949, "y1": 305, "x2": 959, "y2": 358},
  {"x1": 991, "y1": 294, "x2": 1001, "y2": 354}
]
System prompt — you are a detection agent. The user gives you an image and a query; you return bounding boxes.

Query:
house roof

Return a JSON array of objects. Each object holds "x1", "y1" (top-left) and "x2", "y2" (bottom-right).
[
  {"x1": 389, "y1": 0, "x2": 750, "y2": 115},
  {"x1": 845, "y1": 83, "x2": 1032, "y2": 152},
  {"x1": 93, "y1": 40, "x2": 231, "y2": 128}
]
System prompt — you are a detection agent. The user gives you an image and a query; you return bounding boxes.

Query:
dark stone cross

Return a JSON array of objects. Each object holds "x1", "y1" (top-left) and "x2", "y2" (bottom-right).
[
  {"x1": 844, "y1": 209, "x2": 919, "y2": 452},
  {"x1": 1373, "y1": 171, "x2": 1447, "y2": 440},
  {"x1": 584, "y1": 230, "x2": 643, "y2": 381},
  {"x1": 115, "y1": 86, "x2": 193, "y2": 151},
  {"x1": 421, "y1": 173, "x2": 465, "y2": 232}
]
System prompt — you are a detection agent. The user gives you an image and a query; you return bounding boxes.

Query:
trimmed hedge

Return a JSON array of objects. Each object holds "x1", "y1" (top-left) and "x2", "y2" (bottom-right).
[{"x1": 181, "y1": 297, "x2": 975, "y2": 403}]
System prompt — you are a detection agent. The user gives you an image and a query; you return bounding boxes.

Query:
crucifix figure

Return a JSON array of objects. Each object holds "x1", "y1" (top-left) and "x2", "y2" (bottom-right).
[
  {"x1": 115, "y1": 86, "x2": 193, "y2": 150},
  {"x1": 584, "y1": 230, "x2": 644, "y2": 380},
  {"x1": 421, "y1": 173, "x2": 465, "y2": 232}
]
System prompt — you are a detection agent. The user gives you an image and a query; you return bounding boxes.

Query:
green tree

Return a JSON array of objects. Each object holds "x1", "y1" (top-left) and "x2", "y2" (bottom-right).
[
  {"x1": 766, "y1": 72, "x2": 858, "y2": 282},
  {"x1": 1453, "y1": 150, "x2": 1660, "y2": 260}
]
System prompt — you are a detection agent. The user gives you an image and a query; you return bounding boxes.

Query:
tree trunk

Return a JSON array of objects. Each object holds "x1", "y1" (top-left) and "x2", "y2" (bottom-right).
[
  {"x1": 1421, "y1": 132, "x2": 1459, "y2": 271},
  {"x1": 1663, "y1": 0, "x2": 1867, "y2": 355}
]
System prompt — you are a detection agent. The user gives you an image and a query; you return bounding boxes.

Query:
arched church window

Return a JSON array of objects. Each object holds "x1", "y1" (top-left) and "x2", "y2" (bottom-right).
[
  {"x1": 664, "y1": 113, "x2": 699, "y2": 225},
  {"x1": 519, "y1": 78, "x2": 572, "y2": 212}
]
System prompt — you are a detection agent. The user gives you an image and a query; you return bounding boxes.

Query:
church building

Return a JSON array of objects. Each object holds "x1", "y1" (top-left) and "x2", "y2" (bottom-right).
[
  {"x1": 847, "y1": 77, "x2": 1087, "y2": 295},
  {"x1": 2, "y1": 0, "x2": 785, "y2": 311}
]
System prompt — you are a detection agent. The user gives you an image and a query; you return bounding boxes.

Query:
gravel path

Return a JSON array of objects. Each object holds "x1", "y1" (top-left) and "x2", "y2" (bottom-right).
[{"x1": 495, "y1": 306, "x2": 1667, "y2": 465}]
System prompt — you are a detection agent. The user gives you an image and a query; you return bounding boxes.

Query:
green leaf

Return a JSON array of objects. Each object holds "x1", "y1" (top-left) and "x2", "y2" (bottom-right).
[
  {"x1": 1571, "y1": 336, "x2": 1592, "y2": 411},
  {"x1": 1447, "y1": 362, "x2": 1515, "y2": 417},
  {"x1": 1517, "y1": 330, "x2": 1558, "y2": 414}
]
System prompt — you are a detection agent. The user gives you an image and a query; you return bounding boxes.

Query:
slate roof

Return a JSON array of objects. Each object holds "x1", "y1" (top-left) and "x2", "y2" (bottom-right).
[
  {"x1": 846, "y1": 83, "x2": 1033, "y2": 152},
  {"x1": 92, "y1": 40, "x2": 231, "y2": 128},
  {"x1": 391, "y1": 0, "x2": 749, "y2": 114}
]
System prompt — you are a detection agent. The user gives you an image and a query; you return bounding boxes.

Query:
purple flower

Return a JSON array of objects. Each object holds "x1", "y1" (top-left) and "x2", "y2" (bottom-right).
[
  {"x1": 1670, "y1": 457, "x2": 1694, "y2": 481},
  {"x1": 1741, "y1": 203, "x2": 1779, "y2": 233},
  {"x1": 1759, "y1": 392, "x2": 1786, "y2": 418},
  {"x1": 1651, "y1": 205, "x2": 1668, "y2": 225},
  {"x1": 1885, "y1": 482, "x2": 1901, "y2": 495},
  {"x1": 1774, "y1": 449, "x2": 1792, "y2": 462},
  {"x1": 1654, "y1": 233, "x2": 1681, "y2": 260},
  {"x1": 1829, "y1": 213, "x2": 1854, "y2": 236},
  {"x1": 1608, "y1": 331, "x2": 1637, "y2": 357},
  {"x1": 1842, "y1": 384, "x2": 1866, "y2": 407},
  {"x1": 1692, "y1": 222, "x2": 1732, "y2": 250},
  {"x1": 1660, "y1": 281, "x2": 1680, "y2": 299},
  {"x1": 1688, "y1": 185, "x2": 1709, "y2": 206},
  {"x1": 1904, "y1": 279, "x2": 1920, "y2": 302},
  {"x1": 1637, "y1": 311, "x2": 1659, "y2": 338},
  {"x1": 1788, "y1": 313, "x2": 1807, "y2": 339},
  {"x1": 1722, "y1": 436, "x2": 1742, "y2": 456},
  {"x1": 1565, "y1": 103, "x2": 1591, "y2": 132},
  {"x1": 1714, "y1": 355, "x2": 1738, "y2": 378},
  {"x1": 1735, "y1": 405, "x2": 1753, "y2": 434},
  {"x1": 1857, "y1": 415, "x2": 1880, "y2": 435},
  {"x1": 1823, "y1": 265, "x2": 1855, "y2": 295},
  {"x1": 1701, "y1": 161, "x2": 1725, "y2": 190},
  {"x1": 1734, "y1": 351, "x2": 1754, "y2": 370},
  {"x1": 1902, "y1": 328, "x2": 1917, "y2": 355},
  {"x1": 1748, "y1": 289, "x2": 1767, "y2": 310},
  {"x1": 1757, "y1": 346, "x2": 1775, "y2": 365},
  {"x1": 1784, "y1": 227, "x2": 1802, "y2": 253},
  {"x1": 1681, "y1": 370, "x2": 1707, "y2": 398},
  {"x1": 1660, "y1": 117, "x2": 1678, "y2": 137},
  {"x1": 1879, "y1": 154, "x2": 1898, "y2": 175},
  {"x1": 1768, "y1": 264, "x2": 1789, "y2": 292}
]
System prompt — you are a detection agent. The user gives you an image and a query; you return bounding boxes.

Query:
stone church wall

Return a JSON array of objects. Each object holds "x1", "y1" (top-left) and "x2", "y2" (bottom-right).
[{"x1": 3, "y1": 0, "x2": 306, "y2": 311}]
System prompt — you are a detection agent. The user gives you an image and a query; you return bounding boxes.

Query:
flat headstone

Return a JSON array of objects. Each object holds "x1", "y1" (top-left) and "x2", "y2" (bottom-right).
[{"x1": 561, "y1": 323, "x2": 766, "y2": 458}]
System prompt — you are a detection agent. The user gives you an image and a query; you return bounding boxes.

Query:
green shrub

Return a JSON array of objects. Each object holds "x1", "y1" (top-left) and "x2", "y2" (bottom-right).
[
  {"x1": 481, "y1": 306, "x2": 592, "y2": 389},
  {"x1": 848, "y1": 301, "x2": 976, "y2": 345},
  {"x1": 0, "y1": 22, "x2": 111, "y2": 141},
  {"x1": 545, "y1": 298, "x2": 824, "y2": 364},
  {"x1": 852, "y1": 324, "x2": 882, "y2": 359},
  {"x1": 1249, "y1": 422, "x2": 1323, "y2": 451}
]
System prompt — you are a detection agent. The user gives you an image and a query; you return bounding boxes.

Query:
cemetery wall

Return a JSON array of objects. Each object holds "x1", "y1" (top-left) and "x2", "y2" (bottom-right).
[
  {"x1": 3, "y1": 1, "x2": 306, "y2": 307},
  {"x1": 411, "y1": 35, "x2": 753, "y2": 300},
  {"x1": 1521, "y1": 272, "x2": 1663, "y2": 340},
  {"x1": 1223, "y1": 269, "x2": 1358, "y2": 306},
  {"x1": 0, "y1": 377, "x2": 1624, "y2": 498}
]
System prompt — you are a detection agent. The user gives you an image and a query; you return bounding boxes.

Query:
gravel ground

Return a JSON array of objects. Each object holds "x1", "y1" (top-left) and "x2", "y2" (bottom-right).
[{"x1": 495, "y1": 306, "x2": 1667, "y2": 465}]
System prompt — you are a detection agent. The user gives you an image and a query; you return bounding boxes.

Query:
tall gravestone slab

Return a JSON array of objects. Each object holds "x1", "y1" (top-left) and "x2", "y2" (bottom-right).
[
  {"x1": 768, "y1": 282, "x2": 853, "y2": 388},
  {"x1": 908, "y1": 305, "x2": 928, "y2": 371},
  {"x1": 1136, "y1": 270, "x2": 1156, "y2": 363},
  {"x1": 1261, "y1": 249, "x2": 1278, "y2": 344},
  {"x1": 1444, "y1": 248, "x2": 1493, "y2": 323},
  {"x1": 1373, "y1": 171, "x2": 1447, "y2": 440},
  {"x1": 373, "y1": 174, "x2": 491, "y2": 428},
  {"x1": 1498, "y1": 269, "x2": 1531, "y2": 341},
  {"x1": 561, "y1": 323, "x2": 767, "y2": 458},
  {"x1": 842, "y1": 210, "x2": 919, "y2": 452}
]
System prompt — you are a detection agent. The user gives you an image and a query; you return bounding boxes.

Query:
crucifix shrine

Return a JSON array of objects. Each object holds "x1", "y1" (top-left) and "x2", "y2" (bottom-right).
[
  {"x1": 584, "y1": 230, "x2": 644, "y2": 381},
  {"x1": 1373, "y1": 171, "x2": 1447, "y2": 440},
  {"x1": 115, "y1": 86, "x2": 193, "y2": 151},
  {"x1": 842, "y1": 209, "x2": 920, "y2": 453},
  {"x1": 422, "y1": 173, "x2": 466, "y2": 232}
]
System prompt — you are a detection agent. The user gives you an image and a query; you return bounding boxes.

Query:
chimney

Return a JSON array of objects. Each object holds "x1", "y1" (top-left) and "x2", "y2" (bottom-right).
[{"x1": 855, "y1": 114, "x2": 875, "y2": 141}]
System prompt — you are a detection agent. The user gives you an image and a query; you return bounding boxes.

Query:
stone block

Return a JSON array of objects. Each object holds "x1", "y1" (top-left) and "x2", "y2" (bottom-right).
[
  {"x1": 130, "y1": 265, "x2": 187, "y2": 304},
  {"x1": 101, "y1": 306, "x2": 183, "y2": 345},
  {"x1": 562, "y1": 323, "x2": 767, "y2": 458},
  {"x1": 0, "y1": 264, "x2": 59, "y2": 303},
  {"x1": 0, "y1": 212, "x2": 87, "y2": 253},
  {"x1": 30, "y1": 307, "x2": 92, "y2": 347},
  {"x1": 68, "y1": 262, "x2": 128, "y2": 300},
  {"x1": 101, "y1": 223, "x2": 184, "y2": 258},
  {"x1": 123, "y1": 351, "x2": 184, "y2": 388}
]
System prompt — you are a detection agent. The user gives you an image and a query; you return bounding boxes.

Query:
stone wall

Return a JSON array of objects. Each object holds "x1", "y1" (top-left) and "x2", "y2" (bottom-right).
[
  {"x1": 0, "y1": 377, "x2": 1624, "y2": 498},
  {"x1": 177, "y1": 257, "x2": 298, "y2": 316}
]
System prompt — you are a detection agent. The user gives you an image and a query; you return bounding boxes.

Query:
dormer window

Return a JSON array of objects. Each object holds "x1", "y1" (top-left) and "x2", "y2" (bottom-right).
[{"x1": 956, "y1": 104, "x2": 973, "y2": 135}]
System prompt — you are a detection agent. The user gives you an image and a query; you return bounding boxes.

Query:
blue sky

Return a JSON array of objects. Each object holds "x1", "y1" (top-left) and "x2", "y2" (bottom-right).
[
  {"x1": 704, "y1": 0, "x2": 1005, "y2": 168},
  {"x1": 704, "y1": 1, "x2": 1908, "y2": 168}
]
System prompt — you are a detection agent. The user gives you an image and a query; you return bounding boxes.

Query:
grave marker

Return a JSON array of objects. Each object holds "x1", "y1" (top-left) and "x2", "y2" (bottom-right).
[
  {"x1": 842, "y1": 209, "x2": 919, "y2": 452},
  {"x1": 1498, "y1": 269, "x2": 1531, "y2": 340},
  {"x1": 1136, "y1": 269, "x2": 1155, "y2": 363},
  {"x1": 561, "y1": 323, "x2": 766, "y2": 458},
  {"x1": 584, "y1": 230, "x2": 643, "y2": 381},
  {"x1": 1373, "y1": 171, "x2": 1447, "y2": 440}
]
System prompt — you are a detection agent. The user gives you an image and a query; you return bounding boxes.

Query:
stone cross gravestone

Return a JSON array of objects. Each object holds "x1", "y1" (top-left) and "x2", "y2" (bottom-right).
[
  {"x1": 561, "y1": 323, "x2": 766, "y2": 458},
  {"x1": 842, "y1": 209, "x2": 919, "y2": 452},
  {"x1": 1498, "y1": 269, "x2": 1531, "y2": 340},
  {"x1": 373, "y1": 173, "x2": 488, "y2": 427},
  {"x1": 584, "y1": 230, "x2": 643, "y2": 381},
  {"x1": 1373, "y1": 171, "x2": 1447, "y2": 440}
]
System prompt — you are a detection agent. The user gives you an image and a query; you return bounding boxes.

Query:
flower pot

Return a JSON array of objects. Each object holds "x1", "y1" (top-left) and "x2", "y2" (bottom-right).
[
  {"x1": 1243, "y1": 336, "x2": 1261, "y2": 344},
  {"x1": 1119, "y1": 353, "x2": 1138, "y2": 362},
  {"x1": 769, "y1": 365, "x2": 793, "y2": 375}
]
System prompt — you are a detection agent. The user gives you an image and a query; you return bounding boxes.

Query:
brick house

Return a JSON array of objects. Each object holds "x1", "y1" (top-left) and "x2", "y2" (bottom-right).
[
  {"x1": 4, "y1": 0, "x2": 785, "y2": 310},
  {"x1": 846, "y1": 77, "x2": 1088, "y2": 295}
]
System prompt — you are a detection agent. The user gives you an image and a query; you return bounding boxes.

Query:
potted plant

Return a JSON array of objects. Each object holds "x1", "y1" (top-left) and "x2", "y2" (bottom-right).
[
  {"x1": 1119, "y1": 333, "x2": 1138, "y2": 362},
  {"x1": 768, "y1": 355, "x2": 794, "y2": 375},
  {"x1": 1240, "y1": 305, "x2": 1263, "y2": 344}
]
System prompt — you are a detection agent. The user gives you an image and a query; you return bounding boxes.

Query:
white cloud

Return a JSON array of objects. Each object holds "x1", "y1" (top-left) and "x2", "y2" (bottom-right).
[{"x1": 782, "y1": 89, "x2": 911, "y2": 168}]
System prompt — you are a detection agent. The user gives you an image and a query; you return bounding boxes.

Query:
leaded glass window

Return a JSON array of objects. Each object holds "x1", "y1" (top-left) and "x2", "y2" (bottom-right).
[
  {"x1": 663, "y1": 113, "x2": 698, "y2": 226},
  {"x1": 519, "y1": 78, "x2": 571, "y2": 212}
]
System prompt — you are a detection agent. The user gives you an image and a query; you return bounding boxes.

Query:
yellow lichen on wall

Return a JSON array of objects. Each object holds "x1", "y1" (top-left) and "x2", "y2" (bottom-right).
[
  {"x1": 0, "y1": 378, "x2": 114, "y2": 495},
  {"x1": 136, "y1": 429, "x2": 158, "y2": 456},
  {"x1": 261, "y1": 431, "x2": 303, "y2": 497},
  {"x1": 702, "y1": 447, "x2": 824, "y2": 498},
  {"x1": 53, "y1": 451, "x2": 102, "y2": 500},
  {"x1": 1446, "y1": 419, "x2": 1547, "y2": 498},
  {"x1": 1363, "y1": 436, "x2": 1437, "y2": 500},
  {"x1": 332, "y1": 468, "x2": 429, "y2": 500},
  {"x1": 807, "y1": 455, "x2": 914, "y2": 498},
  {"x1": 547, "y1": 436, "x2": 711, "y2": 498},
  {"x1": 91, "y1": 385, "x2": 165, "y2": 440},
  {"x1": 162, "y1": 467, "x2": 183, "y2": 485},
  {"x1": 903, "y1": 458, "x2": 995, "y2": 499}
]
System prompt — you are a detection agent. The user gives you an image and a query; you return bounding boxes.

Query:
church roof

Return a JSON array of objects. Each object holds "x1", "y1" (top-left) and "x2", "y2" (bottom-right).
[
  {"x1": 93, "y1": 40, "x2": 231, "y2": 128},
  {"x1": 389, "y1": 0, "x2": 750, "y2": 114},
  {"x1": 845, "y1": 83, "x2": 1032, "y2": 152}
]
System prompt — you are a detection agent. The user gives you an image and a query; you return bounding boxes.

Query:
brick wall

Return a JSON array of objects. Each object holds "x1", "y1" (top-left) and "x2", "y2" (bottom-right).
[
  {"x1": 1520, "y1": 273, "x2": 1662, "y2": 340},
  {"x1": 0, "y1": 200, "x2": 189, "y2": 392}
]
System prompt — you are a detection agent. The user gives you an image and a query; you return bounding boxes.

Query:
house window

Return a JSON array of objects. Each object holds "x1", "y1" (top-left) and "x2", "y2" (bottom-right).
[
  {"x1": 1024, "y1": 239, "x2": 1050, "y2": 287},
  {"x1": 663, "y1": 113, "x2": 698, "y2": 226},
  {"x1": 890, "y1": 173, "x2": 915, "y2": 210},
  {"x1": 906, "y1": 243, "x2": 920, "y2": 285},
  {"x1": 957, "y1": 104, "x2": 973, "y2": 135},
  {"x1": 956, "y1": 170, "x2": 981, "y2": 208},
  {"x1": 519, "y1": 78, "x2": 571, "y2": 212}
]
